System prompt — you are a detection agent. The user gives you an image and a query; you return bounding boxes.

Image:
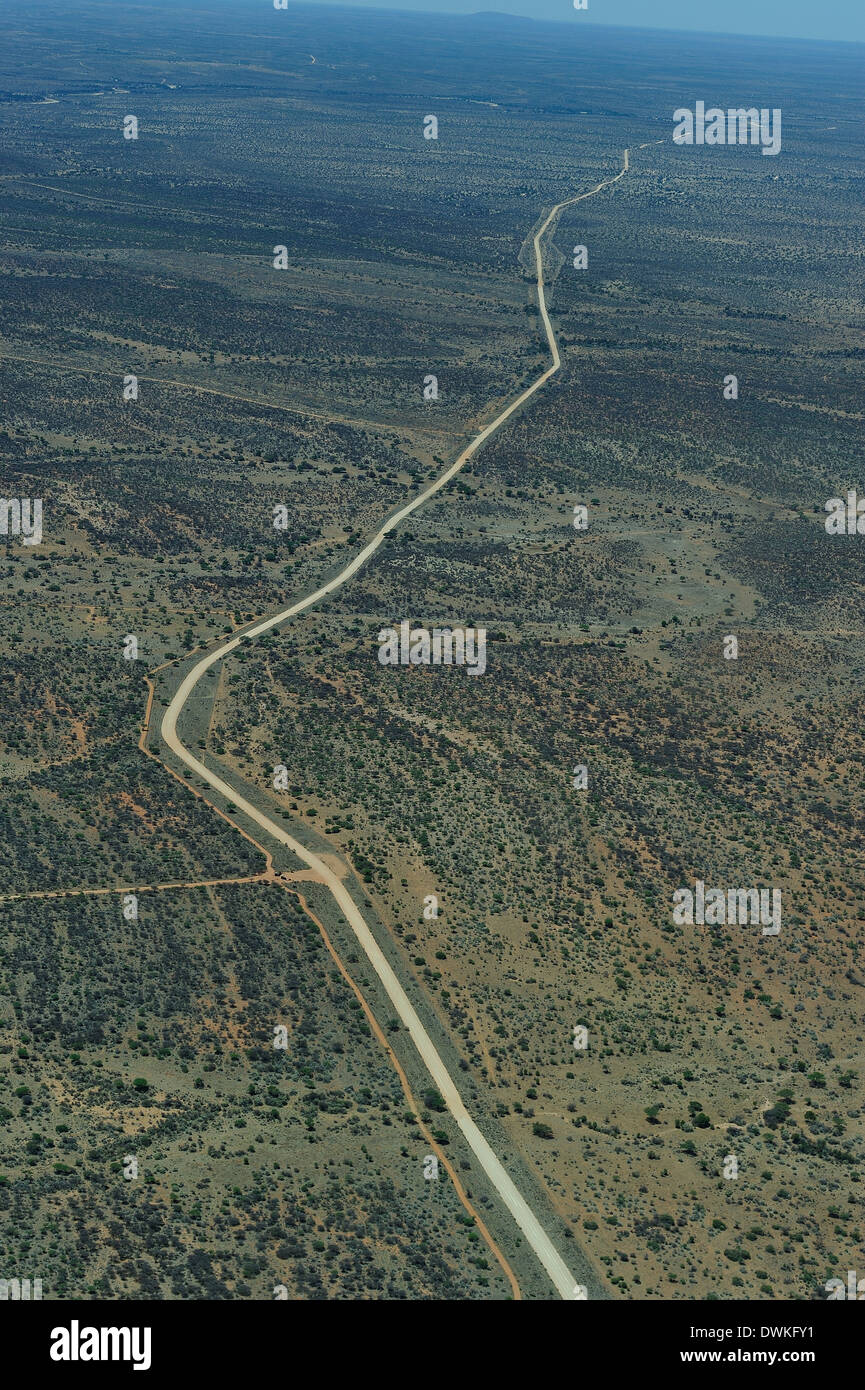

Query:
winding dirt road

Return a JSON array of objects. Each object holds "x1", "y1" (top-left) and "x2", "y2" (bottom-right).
[{"x1": 158, "y1": 151, "x2": 632, "y2": 1299}]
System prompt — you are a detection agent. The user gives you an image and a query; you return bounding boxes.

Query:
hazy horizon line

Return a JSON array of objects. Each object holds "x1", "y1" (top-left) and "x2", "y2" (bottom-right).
[{"x1": 286, "y1": 0, "x2": 865, "y2": 47}]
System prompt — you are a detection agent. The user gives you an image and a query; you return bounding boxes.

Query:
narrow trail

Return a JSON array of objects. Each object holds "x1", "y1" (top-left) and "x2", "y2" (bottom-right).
[
  {"x1": 293, "y1": 888, "x2": 522, "y2": 1300},
  {"x1": 0, "y1": 871, "x2": 273, "y2": 905},
  {"x1": 0, "y1": 349, "x2": 431, "y2": 438},
  {"x1": 150, "y1": 150, "x2": 634, "y2": 1299}
]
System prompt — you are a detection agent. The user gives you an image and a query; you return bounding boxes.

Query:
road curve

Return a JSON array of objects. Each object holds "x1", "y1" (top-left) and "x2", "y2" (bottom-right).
[{"x1": 159, "y1": 151, "x2": 631, "y2": 1300}]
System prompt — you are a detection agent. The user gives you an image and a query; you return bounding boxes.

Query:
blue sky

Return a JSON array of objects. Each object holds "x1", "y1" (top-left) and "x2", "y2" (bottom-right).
[{"x1": 297, "y1": 0, "x2": 865, "y2": 43}]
